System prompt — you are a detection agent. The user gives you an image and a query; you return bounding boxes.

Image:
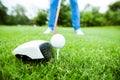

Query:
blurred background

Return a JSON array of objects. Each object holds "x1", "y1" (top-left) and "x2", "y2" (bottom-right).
[{"x1": 0, "y1": 0, "x2": 120, "y2": 27}]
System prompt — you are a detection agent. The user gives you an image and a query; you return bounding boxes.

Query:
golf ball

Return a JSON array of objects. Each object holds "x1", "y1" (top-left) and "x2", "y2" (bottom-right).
[{"x1": 50, "y1": 34, "x2": 65, "y2": 49}]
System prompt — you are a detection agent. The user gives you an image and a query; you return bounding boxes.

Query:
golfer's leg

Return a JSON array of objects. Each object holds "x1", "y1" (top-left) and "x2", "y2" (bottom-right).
[
  {"x1": 70, "y1": 0, "x2": 80, "y2": 30},
  {"x1": 48, "y1": 0, "x2": 59, "y2": 30}
]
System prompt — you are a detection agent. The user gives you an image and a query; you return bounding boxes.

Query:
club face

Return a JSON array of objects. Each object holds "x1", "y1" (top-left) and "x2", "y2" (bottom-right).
[{"x1": 39, "y1": 42, "x2": 54, "y2": 61}]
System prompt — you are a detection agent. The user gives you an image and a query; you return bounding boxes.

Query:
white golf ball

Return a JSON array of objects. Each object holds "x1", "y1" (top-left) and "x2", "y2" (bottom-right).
[{"x1": 50, "y1": 34, "x2": 65, "y2": 49}]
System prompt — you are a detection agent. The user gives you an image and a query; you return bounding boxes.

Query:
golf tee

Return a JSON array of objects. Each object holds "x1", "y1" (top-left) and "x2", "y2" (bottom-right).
[{"x1": 57, "y1": 49, "x2": 60, "y2": 60}]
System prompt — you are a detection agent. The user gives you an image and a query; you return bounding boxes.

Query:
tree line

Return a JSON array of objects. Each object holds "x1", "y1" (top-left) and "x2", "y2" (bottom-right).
[{"x1": 0, "y1": 0, "x2": 120, "y2": 27}]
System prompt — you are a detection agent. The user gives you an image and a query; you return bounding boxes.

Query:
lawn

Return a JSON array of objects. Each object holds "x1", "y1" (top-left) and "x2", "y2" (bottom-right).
[{"x1": 0, "y1": 25, "x2": 120, "y2": 80}]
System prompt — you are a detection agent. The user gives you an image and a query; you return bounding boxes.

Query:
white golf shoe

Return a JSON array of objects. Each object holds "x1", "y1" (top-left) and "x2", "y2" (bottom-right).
[
  {"x1": 43, "y1": 28, "x2": 52, "y2": 34},
  {"x1": 76, "y1": 29, "x2": 84, "y2": 35}
]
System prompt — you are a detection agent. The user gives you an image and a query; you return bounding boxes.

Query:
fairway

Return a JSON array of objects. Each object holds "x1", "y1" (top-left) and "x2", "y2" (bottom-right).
[{"x1": 0, "y1": 25, "x2": 120, "y2": 80}]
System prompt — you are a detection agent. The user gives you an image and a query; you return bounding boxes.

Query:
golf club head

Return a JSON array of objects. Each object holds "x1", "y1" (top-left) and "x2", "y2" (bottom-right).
[{"x1": 13, "y1": 40, "x2": 54, "y2": 62}]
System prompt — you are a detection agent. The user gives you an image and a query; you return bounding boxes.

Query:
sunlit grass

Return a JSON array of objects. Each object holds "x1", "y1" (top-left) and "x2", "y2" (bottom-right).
[{"x1": 0, "y1": 25, "x2": 120, "y2": 80}]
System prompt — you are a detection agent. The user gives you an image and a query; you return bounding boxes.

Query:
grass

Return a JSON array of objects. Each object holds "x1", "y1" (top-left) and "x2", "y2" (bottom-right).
[{"x1": 0, "y1": 25, "x2": 120, "y2": 80}]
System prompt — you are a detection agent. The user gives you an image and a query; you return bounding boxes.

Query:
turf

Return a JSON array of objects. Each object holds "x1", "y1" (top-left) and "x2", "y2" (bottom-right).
[{"x1": 0, "y1": 25, "x2": 120, "y2": 80}]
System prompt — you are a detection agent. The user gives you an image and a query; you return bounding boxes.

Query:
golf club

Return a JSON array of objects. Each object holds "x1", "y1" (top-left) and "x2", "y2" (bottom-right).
[{"x1": 52, "y1": 0, "x2": 62, "y2": 35}]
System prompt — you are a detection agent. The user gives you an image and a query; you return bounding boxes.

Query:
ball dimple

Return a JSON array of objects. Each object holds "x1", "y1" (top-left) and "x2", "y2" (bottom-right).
[{"x1": 50, "y1": 34, "x2": 65, "y2": 49}]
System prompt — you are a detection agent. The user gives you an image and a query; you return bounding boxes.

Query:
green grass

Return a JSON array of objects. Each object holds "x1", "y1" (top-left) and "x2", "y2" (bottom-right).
[{"x1": 0, "y1": 25, "x2": 120, "y2": 80}]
